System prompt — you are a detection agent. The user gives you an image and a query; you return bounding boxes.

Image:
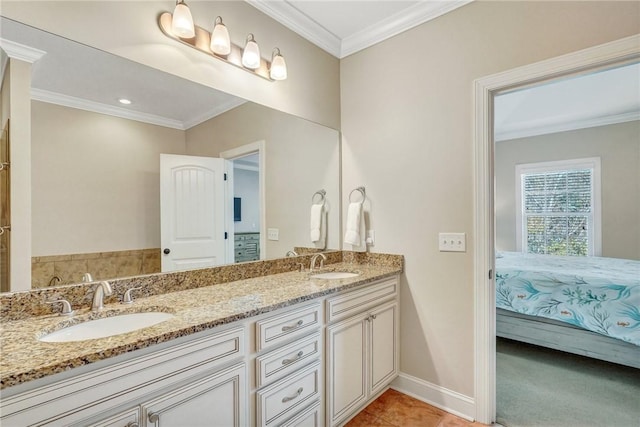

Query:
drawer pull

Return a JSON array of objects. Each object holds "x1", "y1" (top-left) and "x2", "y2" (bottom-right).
[
  {"x1": 125, "y1": 423, "x2": 139, "y2": 427},
  {"x1": 282, "y1": 351, "x2": 304, "y2": 365},
  {"x1": 282, "y1": 387, "x2": 304, "y2": 403},
  {"x1": 148, "y1": 412, "x2": 160, "y2": 423},
  {"x1": 281, "y1": 319, "x2": 303, "y2": 332}
]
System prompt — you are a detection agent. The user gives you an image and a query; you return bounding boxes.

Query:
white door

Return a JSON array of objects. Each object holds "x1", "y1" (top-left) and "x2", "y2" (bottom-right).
[{"x1": 160, "y1": 154, "x2": 228, "y2": 272}]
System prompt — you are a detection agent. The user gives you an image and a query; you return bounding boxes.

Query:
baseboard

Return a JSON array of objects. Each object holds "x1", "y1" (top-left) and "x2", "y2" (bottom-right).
[{"x1": 391, "y1": 372, "x2": 476, "y2": 421}]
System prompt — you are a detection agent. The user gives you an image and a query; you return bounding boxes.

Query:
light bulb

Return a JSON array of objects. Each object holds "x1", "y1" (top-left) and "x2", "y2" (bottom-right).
[
  {"x1": 270, "y1": 48, "x2": 287, "y2": 81},
  {"x1": 210, "y1": 16, "x2": 231, "y2": 55},
  {"x1": 242, "y1": 34, "x2": 261, "y2": 69},
  {"x1": 171, "y1": 0, "x2": 195, "y2": 39}
]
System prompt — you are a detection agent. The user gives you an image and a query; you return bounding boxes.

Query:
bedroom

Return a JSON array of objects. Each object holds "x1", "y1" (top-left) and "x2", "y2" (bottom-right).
[{"x1": 493, "y1": 63, "x2": 640, "y2": 425}]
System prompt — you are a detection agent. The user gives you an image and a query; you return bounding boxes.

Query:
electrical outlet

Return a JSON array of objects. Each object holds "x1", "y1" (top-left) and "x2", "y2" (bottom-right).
[
  {"x1": 439, "y1": 232, "x2": 466, "y2": 252},
  {"x1": 267, "y1": 228, "x2": 279, "y2": 241}
]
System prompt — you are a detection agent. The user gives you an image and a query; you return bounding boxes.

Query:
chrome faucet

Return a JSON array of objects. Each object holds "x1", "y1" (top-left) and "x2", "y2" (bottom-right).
[
  {"x1": 310, "y1": 253, "x2": 327, "y2": 272},
  {"x1": 286, "y1": 250, "x2": 299, "y2": 257},
  {"x1": 82, "y1": 273, "x2": 94, "y2": 283},
  {"x1": 92, "y1": 281, "x2": 113, "y2": 312}
]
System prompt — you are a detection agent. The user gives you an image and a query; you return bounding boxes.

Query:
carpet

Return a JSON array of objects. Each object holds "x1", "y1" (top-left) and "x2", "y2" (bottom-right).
[{"x1": 496, "y1": 337, "x2": 640, "y2": 427}]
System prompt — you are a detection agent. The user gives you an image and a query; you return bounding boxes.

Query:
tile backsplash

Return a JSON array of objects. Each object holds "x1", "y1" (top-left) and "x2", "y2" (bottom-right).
[{"x1": 31, "y1": 249, "x2": 161, "y2": 288}]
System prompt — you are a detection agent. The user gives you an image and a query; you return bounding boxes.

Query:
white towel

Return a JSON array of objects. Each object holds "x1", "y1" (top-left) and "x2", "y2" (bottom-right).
[
  {"x1": 344, "y1": 202, "x2": 363, "y2": 246},
  {"x1": 310, "y1": 203, "x2": 324, "y2": 242}
]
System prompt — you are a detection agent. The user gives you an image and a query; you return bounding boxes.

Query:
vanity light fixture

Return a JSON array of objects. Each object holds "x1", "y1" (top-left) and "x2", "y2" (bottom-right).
[
  {"x1": 270, "y1": 48, "x2": 287, "y2": 81},
  {"x1": 241, "y1": 34, "x2": 261, "y2": 70},
  {"x1": 170, "y1": 0, "x2": 195, "y2": 39},
  {"x1": 210, "y1": 16, "x2": 231, "y2": 56},
  {"x1": 158, "y1": 9, "x2": 287, "y2": 81}
]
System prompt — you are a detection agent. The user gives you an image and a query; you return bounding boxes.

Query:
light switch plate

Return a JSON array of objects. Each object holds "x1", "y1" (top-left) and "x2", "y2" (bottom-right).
[
  {"x1": 439, "y1": 232, "x2": 466, "y2": 252},
  {"x1": 267, "y1": 228, "x2": 279, "y2": 241}
]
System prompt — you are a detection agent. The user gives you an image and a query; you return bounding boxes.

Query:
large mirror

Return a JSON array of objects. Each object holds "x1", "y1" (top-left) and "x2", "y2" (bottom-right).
[{"x1": 0, "y1": 17, "x2": 341, "y2": 291}]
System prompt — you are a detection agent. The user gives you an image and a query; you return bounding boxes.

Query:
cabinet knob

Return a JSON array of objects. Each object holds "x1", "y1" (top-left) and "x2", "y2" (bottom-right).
[
  {"x1": 163, "y1": 248, "x2": 171, "y2": 255},
  {"x1": 282, "y1": 387, "x2": 304, "y2": 403},
  {"x1": 148, "y1": 412, "x2": 160, "y2": 423}
]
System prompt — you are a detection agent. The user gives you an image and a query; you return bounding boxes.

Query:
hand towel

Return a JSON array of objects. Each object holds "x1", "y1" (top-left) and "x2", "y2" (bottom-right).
[
  {"x1": 344, "y1": 202, "x2": 363, "y2": 246},
  {"x1": 310, "y1": 203, "x2": 324, "y2": 242}
]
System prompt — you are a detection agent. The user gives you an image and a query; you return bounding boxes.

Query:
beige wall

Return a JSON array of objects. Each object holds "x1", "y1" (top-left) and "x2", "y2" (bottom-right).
[
  {"x1": 340, "y1": 0, "x2": 640, "y2": 398},
  {"x1": 4, "y1": 58, "x2": 32, "y2": 291},
  {"x1": 186, "y1": 102, "x2": 341, "y2": 257},
  {"x1": 496, "y1": 121, "x2": 640, "y2": 261},
  {"x1": 0, "y1": 1, "x2": 340, "y2": 130},
  {"x1": 31, "y1": 101, "x2": 186, "y2": 256}
]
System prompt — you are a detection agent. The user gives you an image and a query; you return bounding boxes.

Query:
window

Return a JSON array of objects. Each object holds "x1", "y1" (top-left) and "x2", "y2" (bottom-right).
[{"x1": 515, "y1": 158, "x2": 601, "y2": 257}]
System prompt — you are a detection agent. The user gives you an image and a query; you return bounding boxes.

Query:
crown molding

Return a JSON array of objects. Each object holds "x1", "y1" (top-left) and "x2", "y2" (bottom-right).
[
  {"x1": 246, "y1": 0, "x2": 341, "y2": 57},
  {"x1": 341, "y1": 0, "x2": 473, "y2": 58},
  {"x1": 233, "y1": 162, "x2": 259, "y2": 172},
  {"x1": 495, "y1": 110, "x2": 640, "y2": 142},
  {"x1": 182, "y1": 98, "x2": 248, "y2": 129},
  {"x1": 31, "y1": 88, "x2": 246, "y2": 131},
  {"x1": 31, "y1": 88, "x2": 186, "y2": 130},
  {"x1": 246, "y1": 0, "x2": 472, "y2": 58},
  {"x1": 0, "y1": 38, "x2": 46, "y2": 63}
]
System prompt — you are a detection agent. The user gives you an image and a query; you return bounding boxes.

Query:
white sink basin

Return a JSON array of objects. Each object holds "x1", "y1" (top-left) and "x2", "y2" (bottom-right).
[
  {"x1": 39, "y1": 312, "x2": 175, "y2": 343},
  {"x1": 310, "y1": 272, "x2": 360, "y2": 280}
]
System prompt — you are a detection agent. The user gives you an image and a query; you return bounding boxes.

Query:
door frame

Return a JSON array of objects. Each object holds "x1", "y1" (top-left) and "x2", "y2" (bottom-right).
[
  {"x1": 473, "y1": 34, "x2": 640, "y2": 424},
  {"x1": 220, "y1": 140, "x2": 266, "y2": 261}
]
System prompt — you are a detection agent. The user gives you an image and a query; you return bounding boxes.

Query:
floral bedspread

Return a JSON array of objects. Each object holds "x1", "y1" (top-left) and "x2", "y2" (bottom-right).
[{"x1": 495, "y1": 252, "x2": 640, "y2": 346}]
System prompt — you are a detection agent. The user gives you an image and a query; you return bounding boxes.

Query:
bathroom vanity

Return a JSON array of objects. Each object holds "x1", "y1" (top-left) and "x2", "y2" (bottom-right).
[{"x1": 0, "y1": 253, "x2": 402, "y2": 427}]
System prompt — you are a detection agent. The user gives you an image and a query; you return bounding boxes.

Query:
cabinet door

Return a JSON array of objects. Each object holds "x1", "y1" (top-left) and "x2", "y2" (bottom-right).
[
  {"x1": 369, "y1": 301, "x2": 399, "y2": 396},
  {"x1": 142, "y1": 362, "x2": 246, "y2": 427},
  {"x1": 326, "y1": 315, "x2": 367, "y2": 426}
]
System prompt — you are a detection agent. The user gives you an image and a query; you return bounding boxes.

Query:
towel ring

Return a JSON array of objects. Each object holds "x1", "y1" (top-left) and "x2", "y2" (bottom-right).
[
  {"x1": 312, "y1": 189, "x2": 326, "y2": 204},
  {"x1": 349, "y1": 186, "x2": 366, "y2": 203}
]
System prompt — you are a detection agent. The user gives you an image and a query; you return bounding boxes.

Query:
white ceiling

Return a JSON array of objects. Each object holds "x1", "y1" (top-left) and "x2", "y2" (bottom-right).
[
  {"x1": 495, "y1": 63, "x2": 640, "y2": 141},
  {"x1": 1, "y1": 4, "x2": 638, "y2": 137},
  {"x1": 246, "y1": 0, "x2": 473, "y2": 58}
]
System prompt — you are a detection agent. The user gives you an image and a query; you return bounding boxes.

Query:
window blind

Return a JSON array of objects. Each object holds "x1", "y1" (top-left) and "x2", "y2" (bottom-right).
[{"x1": 522, "y1": 169, "x2": 592, "y2": 256}]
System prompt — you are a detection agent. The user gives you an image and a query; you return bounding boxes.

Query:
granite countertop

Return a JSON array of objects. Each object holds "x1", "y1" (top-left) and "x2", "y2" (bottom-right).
[{"x1": 0, "y1": 262, "x2": 401, "y2": 390}]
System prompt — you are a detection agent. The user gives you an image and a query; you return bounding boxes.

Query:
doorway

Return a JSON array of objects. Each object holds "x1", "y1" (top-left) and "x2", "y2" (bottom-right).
[
  {"x1": 473, "y1": 35, "x2": 640, "y2": 424},
  {"x1": 220, "y1": 141, "x2": 266, "y2": 263}
]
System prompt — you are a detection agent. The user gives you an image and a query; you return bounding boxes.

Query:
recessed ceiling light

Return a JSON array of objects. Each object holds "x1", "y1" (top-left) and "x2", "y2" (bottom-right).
[{"x1": 118, "y1": 98, "x2": 132, "y2": 105}]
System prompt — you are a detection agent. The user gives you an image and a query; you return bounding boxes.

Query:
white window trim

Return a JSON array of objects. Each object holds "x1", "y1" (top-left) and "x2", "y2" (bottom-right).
[{"x1": 515, "y1": 157, "x2": 602, "y2": 256}]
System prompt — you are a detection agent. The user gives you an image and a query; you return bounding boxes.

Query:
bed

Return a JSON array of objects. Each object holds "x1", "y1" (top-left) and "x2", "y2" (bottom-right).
[{"x1": 495, "y1": 251, "x2": 640, "y2": 368}]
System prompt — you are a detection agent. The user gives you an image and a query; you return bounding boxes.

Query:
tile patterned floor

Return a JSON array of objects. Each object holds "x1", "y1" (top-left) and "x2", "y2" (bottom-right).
[{"x1": 345, "y1": 389, "x2": 487, "y2": 427}]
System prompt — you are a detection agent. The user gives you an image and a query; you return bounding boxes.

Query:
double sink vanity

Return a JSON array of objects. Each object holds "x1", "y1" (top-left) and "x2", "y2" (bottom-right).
[{"x1": 0, "y1": 251, "x2": 402, "y2": 427}]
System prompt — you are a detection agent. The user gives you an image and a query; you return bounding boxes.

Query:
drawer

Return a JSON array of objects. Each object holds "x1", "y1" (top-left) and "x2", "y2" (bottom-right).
[
  {"x1": 256, "y1": 332, "x2": 321, "y2": 387},
  {"x1": 256, "y1": 304, "x2": 321, "y2": 351},
  {"x1": 326, "y1": 277, "x2": 398, "y2": 323},
  {"x1": 256, "y1": 361, "x2": 321, "y2": 427},
  {"x1": 280, "y1": 400, "x2": 321, "y2": 427},
  {"x1": 70, "y1": 406, "x2": 140, "y2": 427}
]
